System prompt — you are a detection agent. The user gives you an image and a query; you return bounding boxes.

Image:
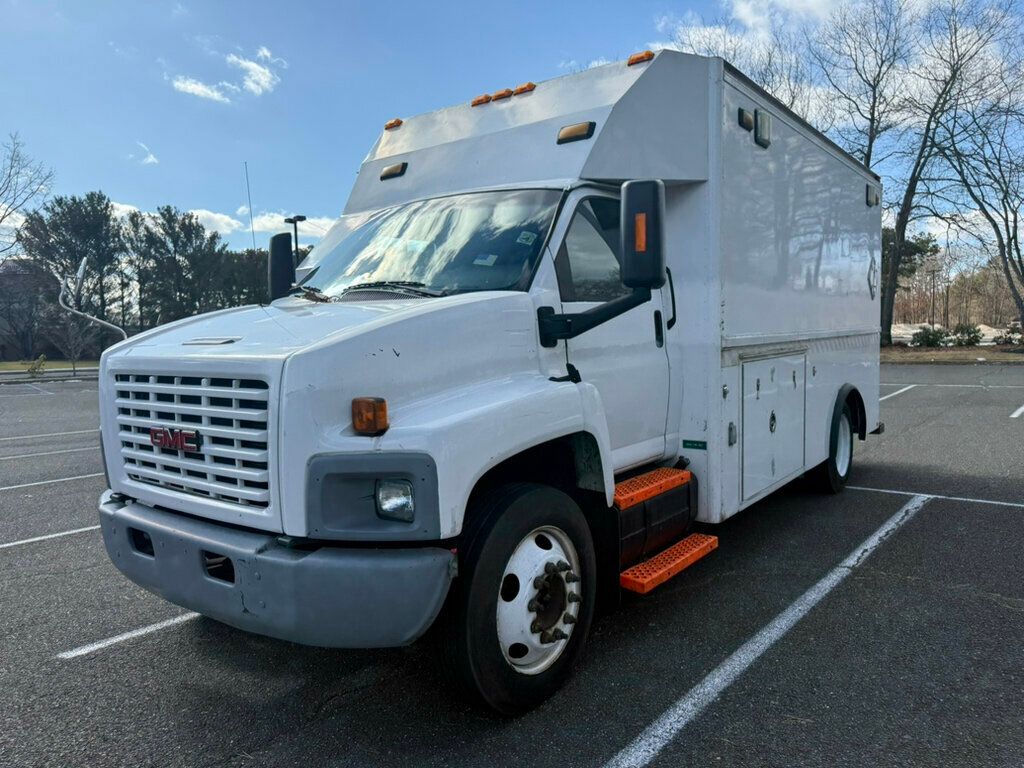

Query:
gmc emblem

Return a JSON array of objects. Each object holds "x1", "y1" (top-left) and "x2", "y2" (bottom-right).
[{"x1": 149, "y1": 427, "x2": 203, "y2": 452}]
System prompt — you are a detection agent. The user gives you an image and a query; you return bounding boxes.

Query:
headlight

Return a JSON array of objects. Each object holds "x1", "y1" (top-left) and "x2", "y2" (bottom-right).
[{"x1": 375, "y1": 479, "x2": 415, "y2": 522}]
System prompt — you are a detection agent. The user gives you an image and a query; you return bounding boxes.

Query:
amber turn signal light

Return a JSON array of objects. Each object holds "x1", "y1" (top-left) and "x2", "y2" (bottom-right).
[
  {"x1": 492, "y1": 88, "x2": 513, "y2": 101},
  {"x1": 384, "y1": 117, "x2": 403, "y2": 130},
  {"x1": 513, "y1": 81, "x2": 536, "y2": 95},
  {"x1": 556, "y1": 121, "x2": 596, "y2": 145},
  {"x1": 471, "y1": 94, "x2": 492, "y2": 107},
  {"x1": 352, "y1": 397, "x2": 389, "y2": 436},
  {"x1": 634, "y1": 212, "x2": 647, "y2": 253}
]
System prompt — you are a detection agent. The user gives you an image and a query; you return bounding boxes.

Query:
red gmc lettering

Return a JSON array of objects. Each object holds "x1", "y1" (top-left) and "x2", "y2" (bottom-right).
[{"x1": 149, "y1": 427, "x2": 200, "y2": 452}]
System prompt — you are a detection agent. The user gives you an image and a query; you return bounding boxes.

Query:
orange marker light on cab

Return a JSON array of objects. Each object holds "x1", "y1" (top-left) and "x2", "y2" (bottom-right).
[
  {"x1": 627, "y1": 50, "x2": 655, "y2": 66},
  {"x1": 384, "y1": 118, "x2": 403, "y2": 130},
  {"x1": 352, "y1": 397, "x2": 389, "y2": 436}
]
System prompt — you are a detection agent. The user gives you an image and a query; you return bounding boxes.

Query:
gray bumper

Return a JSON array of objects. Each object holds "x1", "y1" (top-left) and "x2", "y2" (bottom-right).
[{"x1": 98, "y1": 492, "x2": 455, "y2": 648}]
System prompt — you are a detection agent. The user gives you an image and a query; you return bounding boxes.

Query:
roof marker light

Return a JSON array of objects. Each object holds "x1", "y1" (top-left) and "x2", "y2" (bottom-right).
[
  {"x1": 379, "y1": 162, "x2": 407, "y2": 181},
  {"x1": 492, "y1": 88, "x2": 513, "y2": 101},
  {"x1": 556, "y1": 121, "x2": 596, "y2": 145},
  {"x1": 627, "y1": 50, "x2": 655, "y2": 66},
  {"x1": 384, "y1": 118, "x2": 403, "y2": 130},
  {"x1": 471, "y1": 94, "x2": 492, "y2": 107},
  {"x1": 513, "y1": 82, "x2": 536, "y2": 95}
]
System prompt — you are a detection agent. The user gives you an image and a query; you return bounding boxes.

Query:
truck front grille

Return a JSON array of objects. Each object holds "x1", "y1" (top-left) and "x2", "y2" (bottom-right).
[{"x1": 114, "y1": 374, "x2": 272, "y2": 509}]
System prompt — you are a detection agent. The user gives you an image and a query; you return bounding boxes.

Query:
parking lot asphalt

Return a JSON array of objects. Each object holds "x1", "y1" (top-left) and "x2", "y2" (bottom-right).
[{"x1": 1, "y1": 365, "x2": 1022, "y2": 767}]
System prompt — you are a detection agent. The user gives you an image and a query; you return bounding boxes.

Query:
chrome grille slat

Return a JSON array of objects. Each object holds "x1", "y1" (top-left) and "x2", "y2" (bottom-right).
[{"x1": 114, "y1": 373, "x2": 271, "y2": 509}]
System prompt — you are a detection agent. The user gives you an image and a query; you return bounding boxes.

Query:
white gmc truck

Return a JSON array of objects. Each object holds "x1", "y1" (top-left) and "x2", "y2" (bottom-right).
[{"x1": 97, "y1": 50, "x2": 882, "y2": 714}]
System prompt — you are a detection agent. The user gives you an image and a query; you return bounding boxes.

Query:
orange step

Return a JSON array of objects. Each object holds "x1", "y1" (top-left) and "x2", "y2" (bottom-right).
[
  {"x1": 613, "y1": 467, "x2": 692, "y2": 510},
  {"x1": 620, "y1": 533, "x2": 718, "y2": 594}
]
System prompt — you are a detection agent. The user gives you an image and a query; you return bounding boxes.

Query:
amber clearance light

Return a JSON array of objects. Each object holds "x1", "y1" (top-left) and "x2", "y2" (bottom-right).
[{"x1": 352, "y1": 397, "x2": 389, "y2": 436}]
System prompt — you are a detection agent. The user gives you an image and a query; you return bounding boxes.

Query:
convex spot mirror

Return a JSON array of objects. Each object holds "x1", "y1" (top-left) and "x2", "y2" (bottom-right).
[{"x1": 620, "y1": 179, "x2": 667, "y2": 290}]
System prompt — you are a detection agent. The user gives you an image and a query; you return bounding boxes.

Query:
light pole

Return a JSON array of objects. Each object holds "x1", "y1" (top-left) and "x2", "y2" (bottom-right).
[{"x1": 284, "y1": 215, "x2": 306, "y2": 261}]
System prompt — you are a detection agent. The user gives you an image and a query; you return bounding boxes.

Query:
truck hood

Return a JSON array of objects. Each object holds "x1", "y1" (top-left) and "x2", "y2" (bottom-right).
[{"x1": 114, "y1": 296, "x2": 440, "y2": 360}]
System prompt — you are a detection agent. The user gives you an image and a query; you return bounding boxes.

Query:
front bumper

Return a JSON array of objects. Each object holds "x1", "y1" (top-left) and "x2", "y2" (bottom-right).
[{"x1": 98, "y1": 491, "x2": 455, "y2": 648}]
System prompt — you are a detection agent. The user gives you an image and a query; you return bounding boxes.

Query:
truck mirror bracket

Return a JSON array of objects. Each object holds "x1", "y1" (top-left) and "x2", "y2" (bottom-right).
[{"x1": 537, "y1": 288, "x2": 652, "y2": 348}]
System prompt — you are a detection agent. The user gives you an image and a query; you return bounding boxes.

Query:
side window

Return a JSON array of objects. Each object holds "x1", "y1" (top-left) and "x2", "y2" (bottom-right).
[{"x1": 556, "y1": 197, "x2": 630, "y2": 303}]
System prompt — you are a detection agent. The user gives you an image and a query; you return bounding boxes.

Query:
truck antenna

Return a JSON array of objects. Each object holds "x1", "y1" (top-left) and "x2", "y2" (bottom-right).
[{"x1": 244, "y1": 161, "x2": 257, "y2": 252}]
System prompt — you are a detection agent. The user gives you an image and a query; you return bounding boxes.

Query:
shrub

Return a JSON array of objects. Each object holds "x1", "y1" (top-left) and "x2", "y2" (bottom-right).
[
  {"x1": 911, "y1": 326, "x2": 949, "y2": 347},
  {"x1": 951, "y1": 323, "x2": 983, "y2": 347},
  {"x1": 994, "y1": 329, "x2": 1024, "y2": 346}
]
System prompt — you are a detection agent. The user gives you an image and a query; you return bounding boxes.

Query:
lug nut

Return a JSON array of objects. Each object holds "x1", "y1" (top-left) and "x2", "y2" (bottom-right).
[
  {"x1": 550, "y1": 628, "x2": 569, "y2": 641},
  {"x1": 544, "y1": 562, "x2": 559, "y2": 575},
  {"x1": 528, "y1": 599, "x2": 540, "y2": 612},
  {"x1": 557, "y1": 560, "x2": 571, "y2": 572},
  {"x1": 565, "y1": 572, "x2": 580, "y2": 583},
  {"x1": 563, "y1": 613, "x2": 576, "y2": 624},
  {"x1": 539, "y1": 630, "x2": 554, "y2": 644},
  {"x1": 567, "y1": 592, "x2": 581, "y2": 603},
  {"x1": 533, "y1": 576, "x2": 547, "y2": 589},
  {"x1": 531, "y1": 619, "x2": 543, "y2": 633}
]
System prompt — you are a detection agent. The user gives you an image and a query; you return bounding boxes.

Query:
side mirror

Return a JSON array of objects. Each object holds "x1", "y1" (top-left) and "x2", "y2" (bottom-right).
[
  {"x1": 268, "y1": 232, "x2": 296, "y2": 301},
  {"x1": 620, "y1": 179, "x2": 666, "y2": 289}
]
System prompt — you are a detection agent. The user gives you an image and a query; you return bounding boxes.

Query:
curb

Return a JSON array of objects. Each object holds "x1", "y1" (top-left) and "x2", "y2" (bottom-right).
[{"x1": 0, "y1": 373, "x2": 99, "y2": 385}]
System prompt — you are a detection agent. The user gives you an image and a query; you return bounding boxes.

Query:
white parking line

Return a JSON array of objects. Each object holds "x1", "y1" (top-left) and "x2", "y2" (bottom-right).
[
  {"x1": 0, "y1": 447, "x2": 96, "y2": 461},
  {"x1": 23, "y1": 382, "x2": 53, "y2": 395},
  {"x1": 0, "y1": 525, "x2": 100, "y2": 551},
  {"x1": 57, "y1": 613, "x2": 201, "y2": 660},
  {"x1": 0, "y1": 473, "x2": 104, "y2": 493},
  {"x1": 0, "y1": 428, "x2": 99, "y2": 442},
  {"x1": 1011, "y1": 404, "x2": 1024, "y2": 419},
  {"x1": 604, "y1": 494, "x2": 931, "y2": 768},
  {"x1": 848, "y1": 485, "x2": 1024, "y2": 509},
  {"x1": 880, "y1": 382, "x2": 1024, "y2": 389},
  {"x1": 879, "y1": 384, "x2": 916, "y2": 401}
]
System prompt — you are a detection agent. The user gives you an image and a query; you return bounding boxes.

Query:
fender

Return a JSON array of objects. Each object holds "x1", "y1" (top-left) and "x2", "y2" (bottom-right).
[
  {"x1": 831, "y1": 384, "x2": 866, "y2": 449},
  {"x1": 358, "y1": 375, "x2": 615, "y2": 538}
]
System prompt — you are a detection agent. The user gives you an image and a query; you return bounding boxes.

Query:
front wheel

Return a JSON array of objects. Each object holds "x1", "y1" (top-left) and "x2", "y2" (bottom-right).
[
  {"x1": 437, "y1": 483, "x2": 597, "y2": 715},
  {"x1": 813, "y1": 401, "x2": 854, "y2": 493}
]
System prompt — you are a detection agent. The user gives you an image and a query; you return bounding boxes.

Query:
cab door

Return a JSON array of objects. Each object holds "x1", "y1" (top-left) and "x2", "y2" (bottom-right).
[{"x1": 553, "y1": 191, "x2": 671, "y2": 469}]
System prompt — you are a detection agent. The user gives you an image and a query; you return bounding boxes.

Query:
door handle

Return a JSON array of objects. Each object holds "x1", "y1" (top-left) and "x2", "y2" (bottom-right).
[{"x1": 654, "y1": 310, "x2": 664, "y2": 348}]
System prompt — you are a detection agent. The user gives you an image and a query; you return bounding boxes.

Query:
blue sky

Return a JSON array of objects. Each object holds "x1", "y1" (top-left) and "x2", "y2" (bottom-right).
[{"x1": 2, "y1": 0, "x2": 729, "y2": 249}]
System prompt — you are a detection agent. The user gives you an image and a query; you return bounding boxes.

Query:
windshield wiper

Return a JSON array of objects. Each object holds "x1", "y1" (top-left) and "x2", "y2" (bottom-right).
[
  {"x1": 340, "y1": 281, "x2": 446, "y2": 298},
  {"x1": 291, "y1": 285, "x2": 334, "y2": 303}
]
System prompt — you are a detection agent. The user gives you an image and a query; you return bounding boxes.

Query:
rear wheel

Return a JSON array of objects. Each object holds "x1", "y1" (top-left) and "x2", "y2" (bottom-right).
[
  {"x1": 437, "y1": 483, "x2": 596, "y2": 715},
  {"x1": 813, "y1": 401, "x2": 854, "y2": 493}
]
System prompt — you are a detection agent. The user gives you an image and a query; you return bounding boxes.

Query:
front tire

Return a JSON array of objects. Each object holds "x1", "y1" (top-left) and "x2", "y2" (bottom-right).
[
  {"x1": 813, "y1": 401, "x2": 854, "y2": 493},
  {"x1": 437, "y1": 483, "x2": 597, "y2": 715}
]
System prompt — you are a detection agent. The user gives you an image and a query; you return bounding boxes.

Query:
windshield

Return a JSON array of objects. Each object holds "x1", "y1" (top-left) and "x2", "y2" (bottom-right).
[{"x1": 299, "y1": 189, "x2": 561, "y2": 297}]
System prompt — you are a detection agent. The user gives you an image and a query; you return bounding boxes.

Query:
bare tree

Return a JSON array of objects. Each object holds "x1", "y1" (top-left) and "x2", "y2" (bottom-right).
[
  {"x1": 877, "y1": 0, "x2": 1013, "y2": 344},
  {"x1": 0, "y1": 134, "x2": 53, "y2": 260},
  {"x1": 40, "y1": 304, "x2": 94, "y2": 374},
  {"x1": 931, "y1": 21, "x2": 1024, "y2": 329},
  {"x1": 808, "y1": 0, "x2": 915, "y2": 168}
]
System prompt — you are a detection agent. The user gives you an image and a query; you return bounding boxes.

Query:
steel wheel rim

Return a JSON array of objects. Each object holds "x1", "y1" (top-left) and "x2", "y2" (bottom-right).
[
  {"x1": 496, "y1": 525, "x2": 582, "y2": 675},
  {"x1": 836, "y1": 413, "x2": 852, "y2": 477}
]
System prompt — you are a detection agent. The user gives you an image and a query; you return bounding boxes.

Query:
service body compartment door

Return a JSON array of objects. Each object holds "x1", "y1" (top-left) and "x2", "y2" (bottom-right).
[{"x1": 742, "y1": 354, "x2": 806, "y2": 500}]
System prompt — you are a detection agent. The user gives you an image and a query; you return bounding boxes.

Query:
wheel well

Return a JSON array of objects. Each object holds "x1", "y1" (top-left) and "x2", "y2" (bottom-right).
[
  {"x1": 467, "y1": 432, "x2": 605, "y2": 510},
  {"x1": 464, "y1": 433, "x2": 620, "y2": 615},
  {"x1": 842, "y1": 386, "x2": 867, "y2": 440}
]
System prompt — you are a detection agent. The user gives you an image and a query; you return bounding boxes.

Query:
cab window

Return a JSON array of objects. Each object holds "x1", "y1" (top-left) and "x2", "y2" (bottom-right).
[{"x1": 555, "y1": 197, "x2": 630, "y2": 303}]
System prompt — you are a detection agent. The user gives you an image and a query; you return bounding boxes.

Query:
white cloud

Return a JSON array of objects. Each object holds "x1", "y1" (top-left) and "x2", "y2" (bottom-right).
[
  {"x1": 558, "y1": 57, "x2": 613, "y2": 71},
  {"x1": 111, "y1": 202, "x2": 140, "y2": 219},
  {"x1": 251, "y1": 211, "x2": 336, "y2": 239},
  {"x1": 170, "y1": 46, "x2": 285, "y2": 103},
  {"x1": 136, "y1": 141, "x2": 159, "y2": 165},
  {"x1": 236, "y1": 204, "x2": 249, "y2": 216},
  {"x1": 226, "y1": 53, "x2": 280, "y2": 96},
  {"x1": 172, "y1": 75, "x2": 231, "y2": 103},
  {"x1": 188, "y1": 209, "x2": 244, "y2": 236}
]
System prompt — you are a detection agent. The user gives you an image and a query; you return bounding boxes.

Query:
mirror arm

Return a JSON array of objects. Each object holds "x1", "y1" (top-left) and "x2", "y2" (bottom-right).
[{"x1": 538, "y1": 288, "x2": 651, "y2": 348}]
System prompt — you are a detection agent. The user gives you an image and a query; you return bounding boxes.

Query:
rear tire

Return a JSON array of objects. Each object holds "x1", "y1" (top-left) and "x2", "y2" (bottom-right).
[
  {"x1": 813, "y1": 401, "x2": 854, "y2": 494},
  {"x1": 437, "y1": 483, "x2": 597, "y2": 715}
]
